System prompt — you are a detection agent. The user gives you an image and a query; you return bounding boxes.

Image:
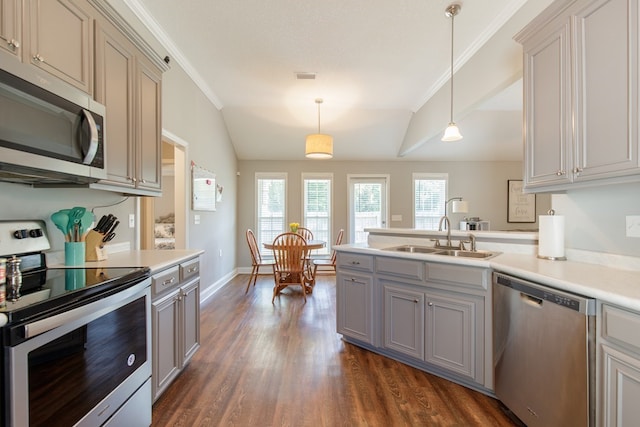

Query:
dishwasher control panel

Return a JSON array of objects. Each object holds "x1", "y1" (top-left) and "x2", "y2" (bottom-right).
[{"x1": 495, "y1": 272, "x2": 595, "y2": 314}]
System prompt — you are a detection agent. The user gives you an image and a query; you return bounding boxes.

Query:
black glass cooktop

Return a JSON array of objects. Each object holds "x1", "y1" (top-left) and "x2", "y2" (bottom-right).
[{"x1": 1, "y1": 266, "x2": 150, "y2": 324}]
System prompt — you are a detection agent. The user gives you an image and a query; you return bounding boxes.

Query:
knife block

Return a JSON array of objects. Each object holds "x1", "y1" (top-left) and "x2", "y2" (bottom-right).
[{"x1": 85, "y1": 230, "x2": 107, "y2": 261}]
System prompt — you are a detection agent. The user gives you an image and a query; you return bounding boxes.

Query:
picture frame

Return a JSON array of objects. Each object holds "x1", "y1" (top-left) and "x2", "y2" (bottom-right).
[{"x1": 507, "y1": 180, "x2": 536, "y2": 223}]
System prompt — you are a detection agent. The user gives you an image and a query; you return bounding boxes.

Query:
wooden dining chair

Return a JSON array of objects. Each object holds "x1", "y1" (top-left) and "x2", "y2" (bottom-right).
[
  {"x1": 313, "y1": 228, "x2": 344, "y2": 276},
  {"x1": 245, "y1": 229, "x2": 275, "y2": 294},
  {"x1": 271, "y1": 232, "x2": 309, "y2": 303},
  {"x1": 296, "y1": 227, "x2": 314, "y2": 241}
]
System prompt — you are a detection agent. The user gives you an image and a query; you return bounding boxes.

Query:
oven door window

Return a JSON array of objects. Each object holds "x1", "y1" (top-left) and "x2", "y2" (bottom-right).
[{"x1": 27, "y1": 297, "x2": 147, "y2": 427}]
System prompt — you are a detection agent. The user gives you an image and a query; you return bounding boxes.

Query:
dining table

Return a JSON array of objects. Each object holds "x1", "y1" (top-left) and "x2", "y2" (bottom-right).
[{"x1": 263, "y1": 239, "x2": 326, "y2": 292}]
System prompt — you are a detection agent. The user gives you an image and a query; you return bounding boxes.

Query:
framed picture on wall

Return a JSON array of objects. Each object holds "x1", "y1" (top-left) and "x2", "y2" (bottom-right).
[
  {"x1": 192, "y1": 163, "x2": 216, "y2": 211},
  {"x1": 507, "y1": 180, "x2": 536, "y2": 223}
]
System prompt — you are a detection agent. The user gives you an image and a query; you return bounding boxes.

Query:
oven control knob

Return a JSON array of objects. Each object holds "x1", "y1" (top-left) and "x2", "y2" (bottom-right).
[
  {"x1": 29, "y1": 229, "x2": 43, "y2": 238},
  {"x1": 13, "y1": 229, "x2": 28, "y2": 239},
  {"x1": 127, "y1": 354, "x2": 136, "y2": 366}
]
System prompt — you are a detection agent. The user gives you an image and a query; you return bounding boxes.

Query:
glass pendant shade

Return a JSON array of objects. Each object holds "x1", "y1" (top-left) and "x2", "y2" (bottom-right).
[
  {"x1": 305, "y1": 133, "x2": 333, "y2": 159},
  {"x1": 442, "y1": 123, "x2": 463, "y2": 142}
]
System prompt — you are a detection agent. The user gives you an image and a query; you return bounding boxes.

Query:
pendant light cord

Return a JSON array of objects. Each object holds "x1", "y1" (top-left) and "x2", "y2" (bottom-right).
[{"x1": 449, "y1": 10, "x2": 455, "y2": 124}]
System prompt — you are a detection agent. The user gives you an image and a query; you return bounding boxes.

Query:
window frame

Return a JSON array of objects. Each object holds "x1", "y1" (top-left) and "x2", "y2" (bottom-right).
[
  {"x1": 413, "y1": 172, "x2": 448, "y2": 230},
  {"x1": 255, "y1": 172, "x2": 288, "y2": 257},
  {"x1": 302, "y1": 173, "x2": 333, "y2": 256}
]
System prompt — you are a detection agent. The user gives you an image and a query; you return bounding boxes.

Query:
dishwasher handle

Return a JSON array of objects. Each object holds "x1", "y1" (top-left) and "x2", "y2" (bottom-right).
[{"x1": 494, "y1": 272, "x2": 595, "y2": 315}]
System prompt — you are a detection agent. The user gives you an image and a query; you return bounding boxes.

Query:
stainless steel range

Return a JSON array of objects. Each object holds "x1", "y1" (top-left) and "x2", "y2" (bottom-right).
[{"x1": 0, "y1": 220, "x2": 152, "y2": 427}]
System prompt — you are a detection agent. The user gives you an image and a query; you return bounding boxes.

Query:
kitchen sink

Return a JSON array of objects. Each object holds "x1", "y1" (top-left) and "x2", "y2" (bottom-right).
[
  {"x1": 435, "y1": 249, "x2": 497, "y2": 259},
  {"x1": 382, "y1": 245, "x2": 497, "y2": 259},
  {"x1": 382, "y1": 245, "x2": 441, "y2": 254}
]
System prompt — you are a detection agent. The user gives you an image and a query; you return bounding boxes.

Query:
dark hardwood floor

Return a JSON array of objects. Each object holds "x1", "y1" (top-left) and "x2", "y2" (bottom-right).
[{"x1": 152, "y1": 274, "x2": 518, "y2": 426}]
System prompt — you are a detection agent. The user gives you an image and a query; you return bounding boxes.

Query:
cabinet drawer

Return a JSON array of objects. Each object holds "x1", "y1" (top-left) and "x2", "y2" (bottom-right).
[
  {"x1": 337, "y1": 253, "x2": 373, "y2": 272},
  {"x1": 426, "y1": 263, "x2": 488, "y2": 290},
  {"x1": 602, "y1": 304, "x2": 640, "y2": 353},
  {"x1": 180, "y1": 258, "x2": 200, "y2": 281},
  {"x1": 152, "y1": 265, "x2": 180, "y2": 295},
  {"x1": 376, "y1": 257, "x2": 424, "y2": 282}
]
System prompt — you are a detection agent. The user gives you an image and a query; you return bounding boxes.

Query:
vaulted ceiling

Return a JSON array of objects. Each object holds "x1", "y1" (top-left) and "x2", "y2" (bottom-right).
[{"x1": 126, "y1": 0, "x2": 554, "y2": 161}]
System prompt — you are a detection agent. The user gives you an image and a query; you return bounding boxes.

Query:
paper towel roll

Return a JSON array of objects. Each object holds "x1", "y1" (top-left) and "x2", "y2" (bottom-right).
[{"x1": 538, "y1": 215, "x2": 566, "y2": 260}]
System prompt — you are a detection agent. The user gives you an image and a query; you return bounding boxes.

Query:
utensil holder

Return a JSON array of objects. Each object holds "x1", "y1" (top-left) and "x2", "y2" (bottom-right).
[
  {"x1": 65, "y1": 242, "x2": 86, "y2": 266},
  {"x1": 85, "y1": 230, "x2": 107, "y2": 262}
]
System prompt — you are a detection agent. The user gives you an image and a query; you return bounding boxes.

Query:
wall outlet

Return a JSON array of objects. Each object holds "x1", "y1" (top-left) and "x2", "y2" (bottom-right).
[
  {"x1": 219, "y1": 249, "x2": 223, "y2": 257},
  {"x1": 626, "y1": 215, "x2": 640, "y2": 237},
  {"x1": 128, "y1": 214, "x2": 135, "y2": 228},
  {"x1": 194, "y1": 214, "x2": 200, "y2": 225}
]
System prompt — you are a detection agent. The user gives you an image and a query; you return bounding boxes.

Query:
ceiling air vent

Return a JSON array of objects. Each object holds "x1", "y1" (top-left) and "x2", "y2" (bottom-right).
[{"x1": 295, "y1": 72, "x2": 316, "y2": 80}]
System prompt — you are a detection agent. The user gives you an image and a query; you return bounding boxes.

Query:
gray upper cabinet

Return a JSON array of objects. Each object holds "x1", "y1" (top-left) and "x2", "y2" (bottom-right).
[
  {"x1": 25, "y1": 0, "x2": 93, "y2": 94},
  {"x1": 0, "y1": 0, "x2": 21, "y2": 57},
  {"x1": 517, "y1": 0, "x2": 640, "y2": 192},
  {"x1": 93, "y1": 16, "x2": 162, "y2": 196},
  {"x1": 94, "y1": 19, "x2": 135, "y2": 189}
]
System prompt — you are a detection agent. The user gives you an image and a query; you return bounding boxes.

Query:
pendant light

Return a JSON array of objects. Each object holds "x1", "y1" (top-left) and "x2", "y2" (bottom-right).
[
  {"x1": 305, "y1": 98, "x2": 333, "y2": 159},
  {"x1": 442, "y1": 3, "x2": 463, "y2": 142}
]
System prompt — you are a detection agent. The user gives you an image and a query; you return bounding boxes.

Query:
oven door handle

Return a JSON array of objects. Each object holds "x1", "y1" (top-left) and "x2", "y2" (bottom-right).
[{"x1": 22, "y1": 278, "x2": 150, "y2": 340}]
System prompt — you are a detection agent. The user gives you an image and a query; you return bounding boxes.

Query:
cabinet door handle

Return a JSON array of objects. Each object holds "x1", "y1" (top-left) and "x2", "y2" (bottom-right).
[
  {"x1": 351, "y1": 261, "x2": 360, "y2": 265},
  {"x1": 556, "y1": 170, "x2": 565, "y2": 176},
  {"x1": 140, "y1": 178, "x2": 147, "y2": 183},
  {"x1": 573, "y1": 167, "x2": 583, "y2": 175},
  {"x1": 187, "y1": 267, "x2": 198, "y2": 273},
  {"x1": 8, "y1": 39, "x2": 19, "y2": 49},
  {"x1": 414, "y1": 299, "x2": 420, "y2": 303},
  {"x1": 33, "y1": 53, "x2": 44, "y2": 62},
  {"x1": 428, "y1": 302, "x2": 433, "y2": 306},
  {"x1": 163, "y1": 277, "x2": 176, "y2": 286}
]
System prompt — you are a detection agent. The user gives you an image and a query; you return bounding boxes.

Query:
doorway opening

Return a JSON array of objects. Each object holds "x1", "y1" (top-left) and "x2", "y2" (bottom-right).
[{"x1": 141, "y1": 134, "x2": 188, "y2": 249}]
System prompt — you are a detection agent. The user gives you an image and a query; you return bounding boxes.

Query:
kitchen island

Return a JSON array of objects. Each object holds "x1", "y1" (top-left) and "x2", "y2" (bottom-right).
[{"x1": 337, "y1": 228, "x2": 640, "y2": 425}]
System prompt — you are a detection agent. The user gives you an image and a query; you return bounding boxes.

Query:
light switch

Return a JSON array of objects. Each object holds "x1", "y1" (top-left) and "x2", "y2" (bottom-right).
[
  {"x1": 391, "y1": 214, "x2": 402, "y2": 222},
  {"x1": 194, "y1": 214, "x2": 200, "y2": 225}
]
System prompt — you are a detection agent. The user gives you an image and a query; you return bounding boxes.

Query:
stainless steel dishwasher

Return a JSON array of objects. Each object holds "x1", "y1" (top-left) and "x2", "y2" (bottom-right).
[{"x1": 493, "y1": 272, "x2": 596, "y2": 427}]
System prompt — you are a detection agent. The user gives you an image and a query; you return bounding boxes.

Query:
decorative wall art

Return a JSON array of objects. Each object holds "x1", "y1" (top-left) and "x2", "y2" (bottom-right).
[
  {"x1": 191, "y1": 162, "x2": 216, "y2": 211},
  {"x1": 507, "y1": 180, "x2": 536, "y2": 223}
]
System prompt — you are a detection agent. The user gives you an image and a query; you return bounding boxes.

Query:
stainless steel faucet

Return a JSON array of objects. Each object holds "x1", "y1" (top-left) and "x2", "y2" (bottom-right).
[{"x1": 438, "y1": 215, "x2": 453, "y2": 248}]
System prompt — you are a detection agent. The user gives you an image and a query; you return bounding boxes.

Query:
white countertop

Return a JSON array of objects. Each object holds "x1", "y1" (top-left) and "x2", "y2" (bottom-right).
[
  {"x1": 48, "y1": 249, "x2": 204, "y2": 274},
  {"x1": 336, "y1": 243, "x2": 640, "y2": 312}
]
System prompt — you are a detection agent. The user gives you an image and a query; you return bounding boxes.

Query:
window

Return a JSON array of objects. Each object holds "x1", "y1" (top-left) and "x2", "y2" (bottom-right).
[
  {"x1": 256, "y1": 173, "x2": 287, "y2": 256},
  {"x1": 413, "y1": 173, "x2": 447, "y2": 230},
  {"x1": 303, "y1": 174, "x2": 332, "y2": 255}
]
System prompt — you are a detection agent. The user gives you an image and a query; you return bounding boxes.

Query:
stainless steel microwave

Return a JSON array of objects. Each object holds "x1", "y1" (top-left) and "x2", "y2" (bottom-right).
[{"x1": 0, "y1": 65, "x2": 106, "y2": 185}]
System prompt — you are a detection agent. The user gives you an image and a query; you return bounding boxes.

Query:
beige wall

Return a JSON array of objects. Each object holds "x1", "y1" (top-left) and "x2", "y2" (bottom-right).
[
  {"x1": 236, "y1": 160, "x2": 551, "y2": 268},
  {"x1": 160, "y1": 58, "x2": 238, "y2": 292}
]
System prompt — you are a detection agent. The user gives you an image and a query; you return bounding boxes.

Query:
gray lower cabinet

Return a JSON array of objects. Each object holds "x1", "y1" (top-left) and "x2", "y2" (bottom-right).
[
  {"x1": 337, "y1": 251, "x2": 491, "y2": 390},
  {"x1": 151, "y1": 257, "x2": 201, "y2": 401},
  {"x1": 336, "y1": 253, "x2": 375, "y2": 345},
  {"x1": 598, "y1": 303, "x2": 640, "y2": 426},
  {"x1": 383, "y1": 283, "x2": 424, "y2": 359},
  {"x1": 424, "y1": 289, "x2": 483, "y2": 382}
]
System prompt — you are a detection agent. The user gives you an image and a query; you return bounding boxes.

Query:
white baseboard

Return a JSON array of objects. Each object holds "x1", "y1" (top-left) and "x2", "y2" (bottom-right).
[{"x1": 200, "y1": 269, "x2": 237, "y2": 304}]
